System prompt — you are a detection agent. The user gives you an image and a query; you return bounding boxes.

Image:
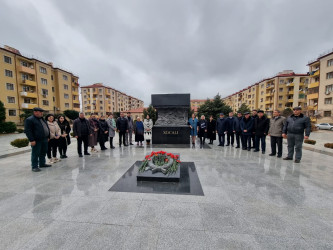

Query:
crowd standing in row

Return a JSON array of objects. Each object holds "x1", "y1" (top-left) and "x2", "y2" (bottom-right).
[
  {"x1": 188, "y1": 107, "x2": 311, "y2": 163},
  {"x1": 24, "y1": 108, "x2": 154, "y2": 172},
  {"x1": 25, "y1": 106, "x2": 311, "y2": 172}
]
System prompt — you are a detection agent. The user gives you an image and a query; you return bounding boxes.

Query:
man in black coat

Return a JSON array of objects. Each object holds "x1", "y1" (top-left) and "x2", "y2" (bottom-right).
[
  {"x1": 251, "y1": 109, "x2": 258, "y2": 148},
  {"x1": 216, "y1": 113, "x2": 228, "y2": 146},
  {"x1": 282, "y1": 107, "x2": 311, "y2": 163},
  {"x1": 226, "y1": 111, "x2": 235, "y2": 146},
  {"x1": 73, "y1": 112, "x2": 93, "y2": 157},
  {"x1": 116, "y1": 112, "x2": 129, "y2": 146},
  {"x1": 233, "y1": 111, "x2": 243, "y2": 148},
  {"x1": 253, "y1": 110, "x2": 270, "y2": 154},
  {"x1": 24, "y1": 107, "x2": 50, "y2": 172}
]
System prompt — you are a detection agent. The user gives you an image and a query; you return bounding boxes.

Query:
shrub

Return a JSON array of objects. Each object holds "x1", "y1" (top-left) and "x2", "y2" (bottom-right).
[
  {"x1": 0, "y1": 122, "x2": 17, "y2": 133},
  {"x1": 304, "y1": 139, "x2": 316, "y2": 145},
  {"x1": 324, "y1": 143, "x2": 333, "y2": 149},
  {"x1": 10, "y1": 138, "x2": 29, "y2": 148},
  {"x1": 17, "y1": 128, "x2": 24, "y2": 133}
]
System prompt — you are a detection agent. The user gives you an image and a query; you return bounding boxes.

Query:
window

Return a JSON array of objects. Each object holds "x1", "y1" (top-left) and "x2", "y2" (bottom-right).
[
  {"x1": 261, "y1": 91, "x2": 264, "y2": 95},
  {"x1": 65, "y1": 103, "x2": 69, "y2": 108},
  {"x1": 305, "y1": 79, "x2": 309, "y2": 84},
  {"x1": 326, "y1": 85, "x2": 333, "y2": 93},
  {"x1": 52, "y1": 87, "x2": 55, "y2": 92},
  {"x1": 279, "y1": 96, "x2": 283, "y2": 100},
  {"x1": 7, "y1": 96, "x2": 15, "y2": 103},
  {"x1": 20, "y1": 61, "x2": 29, "y2": 67},
  {"x1": 8, "y1": 110, "x2": 16, "y2": 116},
  {"x1": 261, "y1": 84, "x2": 264, "y2": 89},
  {"x1": 64, "y1": 94, "x2": 69, "y2": 99},
  {"x1": 279, "y1": 88, "x2": 283, "y2": 92},
  {"x1": 99, "y1": 95, "x2": 103, "y2": 98},
  {"x1": 278, "y1": 103, "x2": 282, "y2": 108},
  {"x1": 99, "y1": 89, "x2": 102, "y2": 93},
  {"x1": 53, "y1": 97, "x2": 55, "y2": 102},
  {"x1": 324, "y1": 111, "x2": 331, "y2": 117},
  {"x1": 51, "y1": 75, "x2": 54, "y2": 80},
  {"x1": 64, "y1": 84, "x2": 69, "y2": 90},
  {"x1": 84, "y1": 101, "x2": 87, "y2": 104},
  {"x1": 100, "y1": 107, "x2": 103, "y2": 110},
  {"x1": 4, "y1": 56, "x2": 12, "y2": 64},
  {"x1": 326, "y1": 72, "x2": 333, "y2": 79},
  {"x1": 100, "y1": 101, "x2": 103, "y2": 104},
  {"x1": 42, "y1": 100, "x2": 49, "y2": 106},
  {"x1": 5, "y1": 70, "x2": 13, "y2": 77},
  {"x1": 327, "y1": 59, "x2": 333, "y2": 67},
  {"x1": 22, "y1": 73, "x2": 29, "y2": 80},
  {"x1": 260, "y1": 98, "x2": 263, "y2": 102},
  {"x1": 41, "y1": 78, "x2": 47, "y2": 85},
  {"x1": 24, "y1": 98, "x2": 31, "y2": 103},
  {"x1": 39, "y1": 66, "x2": 47, "y2": 74},
  {"x1": 6, "y1": 83, "x2": 14, "y2": 90},
  {"x1": 22, "y1": 86, "x2": 31, "y2": 92},
  {"x1": 279, "y1": 80, "x2": 284, "y2": 84},
  {"x1": 42, "y1": 89, "x2": 48, "y2": 96},
  {"x1": 324, "y1": 98, "x2": 332, "y2": 104},
  {"x1": 63, "y1": 75, "x2": 68, "y2": 80}
]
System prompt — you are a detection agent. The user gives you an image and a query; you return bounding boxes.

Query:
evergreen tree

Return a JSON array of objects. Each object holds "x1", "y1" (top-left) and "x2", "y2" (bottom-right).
[
  {"x1": 237, "y1": 103, "x2": 251, "y2": 114},
  {"x1": 0, "y1": 101, "x2": 5, "y2": 123},
  {"x1": 19, "y1": 109, "x2": 33, "y2": 121},
  {"x1": 63, "y1": 110, "x2": 79, "y2": 120},
  {"x1": 197, "y1": 94, "x2": 232, "y2": 119},
  {"x1": 282, "y1": 108, "x2": 293, "y2": 118},
  {"x1": 143, "y1": 105, "x2": 157, "y2": 124}
]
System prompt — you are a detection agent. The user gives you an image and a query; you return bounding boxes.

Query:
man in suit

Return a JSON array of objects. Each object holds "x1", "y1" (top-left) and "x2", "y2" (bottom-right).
[{"x1": 216, "y1": 113, "x2": 228, "y2": 146}]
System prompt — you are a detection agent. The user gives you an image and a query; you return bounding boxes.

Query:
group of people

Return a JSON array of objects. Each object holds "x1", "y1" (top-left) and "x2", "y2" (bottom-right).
[
  {"x1": 188, "y1": 107, "x2": 311, "y2": 163},
  {"x1": 24, "y1": 107, "x2": 154, "y2": 172},
  {"x1": 25, "y1": 106, "x2": 311, "y2": 172}
]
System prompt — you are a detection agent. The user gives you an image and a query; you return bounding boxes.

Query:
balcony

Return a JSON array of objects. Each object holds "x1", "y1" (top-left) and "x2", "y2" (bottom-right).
[
  {"x1": 266, "y1": 85, "x2": 274, "y2": 90},
  {"x1": 266, "y1": 92, "x2": 274, "y2": 97},
  {"x1": 286, "y1": 82, "x2": 294, "y2": 87},
  {"x1": 298, "y1": 98, "x2": 306, "y2": 102},
  {"x1": 17, "y1": 65, "x2": 35, "y2": 75},
  {"x1": 288, "y1": 91, "x2": 294, "y2": 95},
  {"x1": 309, "y1": 82, "x2": 319, "y2": 88},
  {"x1": 73, "y1": 99, "x2": 80, "y2": 104},
  {"x1": 21, "y1": 103, "x2": 37, "y2": 109},
  {"x1": 21, "y1": 79, "x2": 37, "y2": 87},
  {"x1": 307, "y1": 93, "x2": 319, "y2": 99},
  {"x1": 20, "y1": 91, "x2": 37, "y2": 99},
  {"x1": 287, "y1": 99, "x2": 294, "y2": 103},
  {"x1": 313, "y1": 70, "x2": 320, "y2": 77},
  {"x1": 310, "y1": 117, "x2": 317, "y2": 122},
  {"x1": 265, "y1": 100, "x2": 273, "y2": 104}
]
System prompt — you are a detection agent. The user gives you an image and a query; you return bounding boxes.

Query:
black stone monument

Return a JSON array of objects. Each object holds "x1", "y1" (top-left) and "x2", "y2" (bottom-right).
[{"x1": 152, "y1": 94, "x2": 191, "y2": 144}]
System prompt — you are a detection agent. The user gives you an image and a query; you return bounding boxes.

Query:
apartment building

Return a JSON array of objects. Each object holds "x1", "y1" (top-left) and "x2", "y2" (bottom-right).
[
  {"x1": 81, "y1": 83, "x2": 144, "y2": 116},
  {"x1": 307, "y1": 50, "x2": 333, "y2": 123},
  {"x1": 190, "y1": 99, "x2": 213, "y2": 113},
  {"x1": 0, "y1": 45, "x2": 79, "y2": 124},
  {"x1": 223, "y1": 71, "x2": 309, "y2": 117}
]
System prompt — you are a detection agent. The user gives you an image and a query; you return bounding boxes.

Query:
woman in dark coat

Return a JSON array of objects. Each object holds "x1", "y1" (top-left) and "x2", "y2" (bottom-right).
[
  {"x1": 134, "y1": 117, "x2": 144, "y2": 146},
  {"x1": 197, "y1": 115, "x2": 208, "y2": 146},
  {"x1": 98, "y1": 115, "x2": 109, "y2": 150},
  {"x1": 57, "y1": 115, "x2": 71, "y2": 158},
  {"x1": 207, "y1": 115, "x2": 217, "y2": 144}
]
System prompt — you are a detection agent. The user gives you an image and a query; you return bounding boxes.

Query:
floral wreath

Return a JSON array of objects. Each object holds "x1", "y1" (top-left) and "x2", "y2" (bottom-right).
[{"x1": 139, "y1": 151, "x2": 181, "y2": 175}]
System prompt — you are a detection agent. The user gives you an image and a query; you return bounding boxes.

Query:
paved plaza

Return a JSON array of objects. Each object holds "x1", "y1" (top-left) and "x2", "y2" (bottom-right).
[{"x1": 0, "y1": 133, "x2": 332, "y2": 249}]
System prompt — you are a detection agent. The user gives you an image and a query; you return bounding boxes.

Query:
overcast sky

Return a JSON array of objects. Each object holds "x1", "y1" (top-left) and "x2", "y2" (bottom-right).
[{"x1": 1, "y1": 0, "x2": 333, "y2": 105}]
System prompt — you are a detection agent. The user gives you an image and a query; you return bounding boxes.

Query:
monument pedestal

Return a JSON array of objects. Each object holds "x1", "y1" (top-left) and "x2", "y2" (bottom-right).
[{"x1": 152, "y1": 126, "x2": 190, "y2": 144}]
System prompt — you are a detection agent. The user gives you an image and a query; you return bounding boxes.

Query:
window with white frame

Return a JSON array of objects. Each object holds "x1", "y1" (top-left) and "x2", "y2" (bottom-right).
[
  {"x1": 41, "y1": 78, "x2": 47, "y2": 85},
  {"x1": 42, "y1": 100, "x2": 49, "y2": 106},
  {"x1": 21, "y1": 73, "x2": 29, "y2": 80},
  {"x1": 39, "y1": 66, "x2": 47, "y2": 74},
  {"x1": 4, "y1": 56, "x2": 12, "y2": 64},
  {"x1": 324, "y1": 98, "x2": 332, "y2": 104},
  {"x1": 64, "y1": 84, "x2": 69, "y2": 90},
  {"x1": 325, "y1": 84, "x2": 333, "y2": 92},
  {"x1": 327, "y1": 72, "x2": 333, "y2": 79},
  {"x1": 6, "y1": 83, "x2": 14, "y2": 90},
  {"x1": 64, "y1": 94, "x2": 69, "y2": 99},
  {"x1": 5, "y1": 70, "x2": 13, "y2": 77},
  {"x1": 324, "y1": 111, "x2": 331, "y2": 117},
  {"x1": 327, "y1": 59, "x2": 333, "y2": 67},
  {"x1": 65, "y1": 103, "x2": 69, "y2": 108},
  {"x1": 63, "y1": 75, "x2": 68, "y2": 80},
  {"x1": 41, "y1": 89, "x2": 48, "y2": 96},
  {"x1": 7, "y1": 96, "x2": 15, "y2": 103}
]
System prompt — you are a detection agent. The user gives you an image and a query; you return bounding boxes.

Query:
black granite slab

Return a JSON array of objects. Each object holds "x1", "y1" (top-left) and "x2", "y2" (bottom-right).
[
  {"x1": 151, "y1": 94, "x2": 190, "y2": 108},
  {"x1": 151, "y1": 143, "x2": 211, "y2": 149},
  {"x1": 109, "y1": 161, "x2": 204, "y2": 196},
  {"x1": 152, "y1": 126, "x2": 191, "y2": 144}
]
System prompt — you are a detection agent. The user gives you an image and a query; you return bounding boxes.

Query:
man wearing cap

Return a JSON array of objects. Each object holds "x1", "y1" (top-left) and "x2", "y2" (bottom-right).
[
  {"x1": 282, "y1": 107, "x2": 311, "y2": 163},
  {"x1": 240, "y1": 112, "x2": 254, "y2": 151},
  {"x1": 216, "y1": 113, "x2": 227, "y2": 146},
  {"x1": 233, "y1": 111, "x2": 243, "y2": 148},
  {"x1": 24, "y1": 107, "x2": 51, "y2": 172},
  {"x1": 253, "y1": 110, "x2": 269, "y2": 154}
]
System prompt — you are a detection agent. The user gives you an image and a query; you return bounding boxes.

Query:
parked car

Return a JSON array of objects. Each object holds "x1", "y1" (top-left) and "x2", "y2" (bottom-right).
[{"x1": 315, "y1": 123, "x2": 333, "y2": 130}]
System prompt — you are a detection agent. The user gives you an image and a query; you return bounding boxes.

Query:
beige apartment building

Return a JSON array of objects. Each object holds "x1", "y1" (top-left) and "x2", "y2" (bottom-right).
[
  {"x1": 81, "y1": 83, "x2": 144, "y2": 116},
  {"x1": 307, "y1": 50, "x2": 333, "y2": 123},
  {"x1": 0, "y1": 45, "x2": 79, "y2": 124},
  {"x1": 190, "y1": 99, "x2": 209, "y2": 113},
  {"x1": 223, "y1": 71, "x2": 309, "y2": 118}
]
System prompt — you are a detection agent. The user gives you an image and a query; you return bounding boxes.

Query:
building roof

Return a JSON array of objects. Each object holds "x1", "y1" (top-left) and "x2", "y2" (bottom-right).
[
  {"x1": 191, "y1": 99, "x2": 211, "y2": 102},
  {"x1": 123, "y1": 107, "x2": 145, "y2": 113}
]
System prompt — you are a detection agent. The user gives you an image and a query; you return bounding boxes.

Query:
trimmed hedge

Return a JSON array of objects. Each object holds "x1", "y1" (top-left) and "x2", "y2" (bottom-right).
[
  {"x1": 0, "y1": 122, "x2": 17, "y2": 133},
  {"x1": 17, "y1": 128, "x2": 24, "y2": 133},
  {"x1": 324, "y1": 143, "x2": 333, "y2": 149},
  {"x1": 10, "y1": 138, "x2": 29, "y2": 148},
  {"x1": 304, "y1": 139, "x2": 316, "y2": 145}
]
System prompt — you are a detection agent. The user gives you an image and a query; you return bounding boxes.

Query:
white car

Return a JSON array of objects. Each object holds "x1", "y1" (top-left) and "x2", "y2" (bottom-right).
[{"x1": 315, "y1": 123, "x2": 333, "y2": 130}]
